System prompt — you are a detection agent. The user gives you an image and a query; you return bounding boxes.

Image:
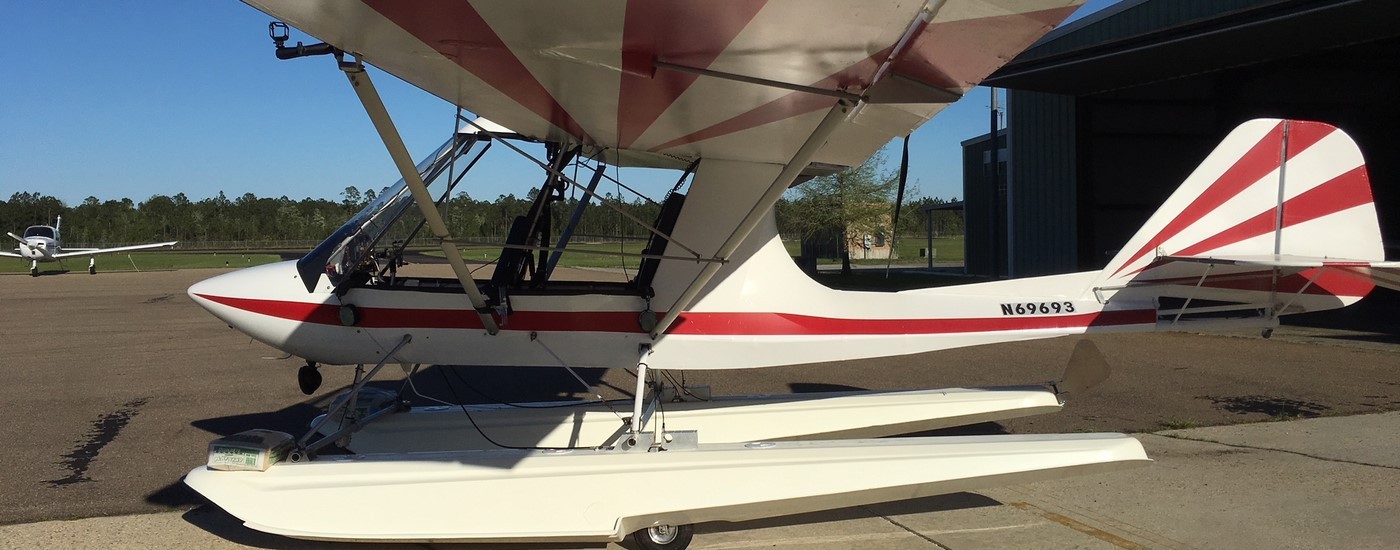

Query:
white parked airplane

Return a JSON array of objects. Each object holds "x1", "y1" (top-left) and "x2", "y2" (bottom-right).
[
  {"x1": 181, "y1": 2, "x2": 1400, "y2": 549},
  {"x1": 3, "y1": 216, "x2": 178, "y2": 276}
]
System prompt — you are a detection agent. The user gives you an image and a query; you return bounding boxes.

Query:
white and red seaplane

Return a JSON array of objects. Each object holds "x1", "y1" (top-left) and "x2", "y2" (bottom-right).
[{"x1": 184, "y1": 1, "x2": 1400, "y2": 547}]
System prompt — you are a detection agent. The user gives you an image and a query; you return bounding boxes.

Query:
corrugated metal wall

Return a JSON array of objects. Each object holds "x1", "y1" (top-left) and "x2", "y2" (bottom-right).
[
  {"x1": 1023, "y1": 0, "x2": 1290, "y2": 60},
  {"x1": 1006, "y1": 91, "x2": 1078, "y2": 277},
  {"x1": 962, "y1": 131, "x2": 1005, "y2": 277}
]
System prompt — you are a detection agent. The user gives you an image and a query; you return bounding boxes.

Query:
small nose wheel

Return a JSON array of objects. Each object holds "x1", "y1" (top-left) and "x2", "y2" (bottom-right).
[
  {"x1": 630, "y1": 523, "x2": 693, "y2": 550},
  {"x1": 297, "y1": 362, "x2": 322, "y2": 395}
]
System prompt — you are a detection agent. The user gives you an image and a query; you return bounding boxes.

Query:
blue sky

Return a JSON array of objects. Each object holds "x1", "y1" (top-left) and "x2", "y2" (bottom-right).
[{"x1": 0, "y1": 1, "x2": 1118, "y2": 207}]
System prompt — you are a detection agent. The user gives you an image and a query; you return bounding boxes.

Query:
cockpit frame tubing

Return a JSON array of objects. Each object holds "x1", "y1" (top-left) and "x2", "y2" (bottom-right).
[
  {"x1": 455, "y1": 114, "x2": 707, "y2": 262},
  {"x1": 546, "y1": 162, "x2": 606, "y2": 280},
  {"x1": 342, "y1": 64, "x2": 499, "y2": 334},
  {"x1": 384, "y1": 137, "x2": 492, "y2": 273}
]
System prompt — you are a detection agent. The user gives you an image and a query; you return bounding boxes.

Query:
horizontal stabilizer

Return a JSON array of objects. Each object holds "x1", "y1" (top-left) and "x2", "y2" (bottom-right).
[
  {"x1": 1132, "y1": 254, "x2": 1400, "y2": 294},
  {"x1": 1159, "y1": 254, "x2": 1400, "y2": 269},
  {"x1": 1156, "y1": 255, "x2": 1400, "y2": 292}
]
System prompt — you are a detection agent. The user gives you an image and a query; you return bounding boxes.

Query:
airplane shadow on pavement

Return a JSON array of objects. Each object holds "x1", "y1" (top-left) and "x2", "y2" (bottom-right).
[{"x1": 180, "y1": 503, "x2": 614, "y2": 549}]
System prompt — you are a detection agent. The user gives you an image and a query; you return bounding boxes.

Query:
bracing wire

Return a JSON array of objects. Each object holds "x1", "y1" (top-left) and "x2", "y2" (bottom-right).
[
  {"x1": 434, "y1": 367, "x2": 592, "y2": 451},
  {"x1": 446, "y1": 366, "x2": 612, "y2": 409},
  {"x1": 614, "y1": 162, "x2": 630, "y2": 280},
  {"x1": 885, "y1": 133, "x2": 911, "y2": 279}
]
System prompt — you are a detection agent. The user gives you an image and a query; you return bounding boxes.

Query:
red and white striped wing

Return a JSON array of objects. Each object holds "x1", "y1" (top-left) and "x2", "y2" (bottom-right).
[{"x1": 244, "y1": 0, "x2": 1080, "y2": 167}]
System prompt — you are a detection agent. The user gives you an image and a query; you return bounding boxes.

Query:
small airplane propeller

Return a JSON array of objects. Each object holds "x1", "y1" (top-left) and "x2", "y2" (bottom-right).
[
  {"x1": 1052, "y1": 339, "x2": 1111, "y2": 399},
  {"x1": 6, "y1": 232, "x2": 25, "y2": 245}
]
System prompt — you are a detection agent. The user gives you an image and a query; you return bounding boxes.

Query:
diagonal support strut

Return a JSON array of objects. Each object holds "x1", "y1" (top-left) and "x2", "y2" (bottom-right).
[{"x1": 341, "y1": 63, "x2": 499, "y2": 334}]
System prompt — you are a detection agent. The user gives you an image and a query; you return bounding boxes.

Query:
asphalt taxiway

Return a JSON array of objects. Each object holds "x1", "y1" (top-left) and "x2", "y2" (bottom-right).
[{"x1": 1, "y1": 267, "x2": 1397, "y2": 548}]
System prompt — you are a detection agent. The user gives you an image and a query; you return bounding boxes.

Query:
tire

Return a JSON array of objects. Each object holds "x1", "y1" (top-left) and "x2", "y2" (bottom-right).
[
  {"x1": 297, "y1": 364, "x2": 323, "y2": 395},
  {"x1": 630, "y1": 524, "x2": 693, "y2": 550}
]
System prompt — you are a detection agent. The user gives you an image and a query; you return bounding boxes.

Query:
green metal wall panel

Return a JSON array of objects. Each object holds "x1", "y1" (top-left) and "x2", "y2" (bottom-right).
[
  {"x1": 1024, "y1": 0, "x2": 1292, "y2": 60},
  {"x1": 1007, "y1": 91, "x2": 1078, "y2": 277}
]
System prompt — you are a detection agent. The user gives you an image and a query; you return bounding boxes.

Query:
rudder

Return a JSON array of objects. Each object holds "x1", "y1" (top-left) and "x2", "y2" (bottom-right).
[{"x1": 1091, "y1": 119, "x2": 1386, "y2": 317}]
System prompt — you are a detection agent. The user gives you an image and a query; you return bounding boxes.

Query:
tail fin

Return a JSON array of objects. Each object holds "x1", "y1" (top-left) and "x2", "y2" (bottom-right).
[
  {"x1": 1092, "y1": 119, "x2": 1393, "y2": 319},
  {"x1": 55, "y1": 215, "x2": 61, "y2": 241}
]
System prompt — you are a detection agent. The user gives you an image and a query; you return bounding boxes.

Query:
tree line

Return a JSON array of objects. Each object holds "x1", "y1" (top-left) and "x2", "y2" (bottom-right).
[
  {"x1": 2, "y1": 179, "x2": 961, "y2": 250},
  {"x1": 0, "y1": 189, "x2": 666, "y2": 248}
]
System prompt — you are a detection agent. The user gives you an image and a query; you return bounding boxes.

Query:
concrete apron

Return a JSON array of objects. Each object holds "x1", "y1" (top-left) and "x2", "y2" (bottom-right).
[{"x1": 3, "y1": 412, "x2": 1396, "y2": 550}]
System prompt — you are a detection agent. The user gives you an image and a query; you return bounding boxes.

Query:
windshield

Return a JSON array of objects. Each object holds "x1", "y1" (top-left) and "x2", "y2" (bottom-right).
[
  {"x1": 23, "y1": 226, "x2": 55, "y2": 239},
  {"x1": 296, "y1": 132, "x2": 480, "y2": 291}
]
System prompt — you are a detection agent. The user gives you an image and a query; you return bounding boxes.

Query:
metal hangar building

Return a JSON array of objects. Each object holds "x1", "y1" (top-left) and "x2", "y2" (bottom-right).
[{"x1": 963, "y1": 0, "x2": 1400, "y2": 290}]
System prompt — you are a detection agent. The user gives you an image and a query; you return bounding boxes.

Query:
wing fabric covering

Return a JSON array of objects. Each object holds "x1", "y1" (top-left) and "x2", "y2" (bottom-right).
[{"x1": 242, "y1": 0, "x2": 1082, "y2": 169}]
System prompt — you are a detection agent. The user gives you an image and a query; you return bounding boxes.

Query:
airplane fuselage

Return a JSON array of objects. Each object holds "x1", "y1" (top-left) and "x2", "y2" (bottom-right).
[
  {"x1": 189, "y1": 227, "x2": 1353, "y2": 371},
  {"x1": 15, "y1": 235, "x2": 61, "y2": 262},
  {"x1": 187, "y1": 119, "x2": 1385, "y2": 372}
]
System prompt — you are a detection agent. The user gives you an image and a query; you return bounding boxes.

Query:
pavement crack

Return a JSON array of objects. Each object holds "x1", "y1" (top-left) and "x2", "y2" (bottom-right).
[
  {"x1": 1150, "y1": 432, "x2": 1400, "y2": 470},
  {"x1": 143, "y1": 294, "x2": 175, "y2": 304},
  {"x1": 864, "y1": 506, "x2": 954, "y2": 549},
  {"x1": 1007, "y1": 502, "x2": 1148, "y2": 550},
  {"x1": 46, "y1": 398, "x2": 150, "y2": 487}
]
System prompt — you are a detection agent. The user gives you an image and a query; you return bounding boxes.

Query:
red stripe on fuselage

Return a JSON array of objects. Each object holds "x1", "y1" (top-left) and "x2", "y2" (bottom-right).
[
  {"x1": 667, "y1": 309, "x2": 1156, "y2": 335},
  {"x1": 195, "y1": 293, "x2": 1155, "y2": 336}
]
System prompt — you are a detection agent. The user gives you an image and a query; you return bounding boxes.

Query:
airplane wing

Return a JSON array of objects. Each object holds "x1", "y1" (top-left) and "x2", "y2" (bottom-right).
[
  {"x1": 0, "y1": 251, "x2": 21, "y2": 258},
  {"x1": 53, "y1": 241, "x2": 178, "y2": 259},
  {"x1": 244, "y1": 0, "x2": 1082, "y2": 170}
]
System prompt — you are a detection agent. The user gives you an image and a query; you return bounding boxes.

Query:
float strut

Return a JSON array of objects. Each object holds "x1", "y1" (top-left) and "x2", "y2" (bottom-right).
[{"x1": 631, "y1": 361, "x2": 648, "y2": 437}]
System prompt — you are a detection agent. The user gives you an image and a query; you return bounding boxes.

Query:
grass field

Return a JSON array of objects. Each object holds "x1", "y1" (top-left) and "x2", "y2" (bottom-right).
[
  {"x1": 441, "y1": 237, "x2": 966, "y2": 272},
  {"x1": 2, "y1": 237, "x2": 967, "y2": 293},
  {"x1": 807, "y1": 270, "x2": 987, "y2": 291},
  {"x1": 0, "y1": 252, "x2": 283, "y2": 273},
  {"x1": 432, "y1": 241, "x2": 649, "y2": 271},
  {"x1": 782, "y1": 236, "x2": 965, "y2": 265}
]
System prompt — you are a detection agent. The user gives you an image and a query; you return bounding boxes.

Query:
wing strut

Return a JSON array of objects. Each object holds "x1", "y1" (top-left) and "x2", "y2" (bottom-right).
[
  {"x1": 340, "y1": 59, "x2": 499, "y2": 335},
  {"x1": 650, "y1": 100, "x2": 855, "y2": 340}
]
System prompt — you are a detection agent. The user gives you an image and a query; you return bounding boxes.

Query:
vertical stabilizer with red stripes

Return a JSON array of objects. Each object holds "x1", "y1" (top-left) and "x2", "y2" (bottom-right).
[{"x1": 1093, "y1": 119, "x2": 1384, "y2": 311}]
